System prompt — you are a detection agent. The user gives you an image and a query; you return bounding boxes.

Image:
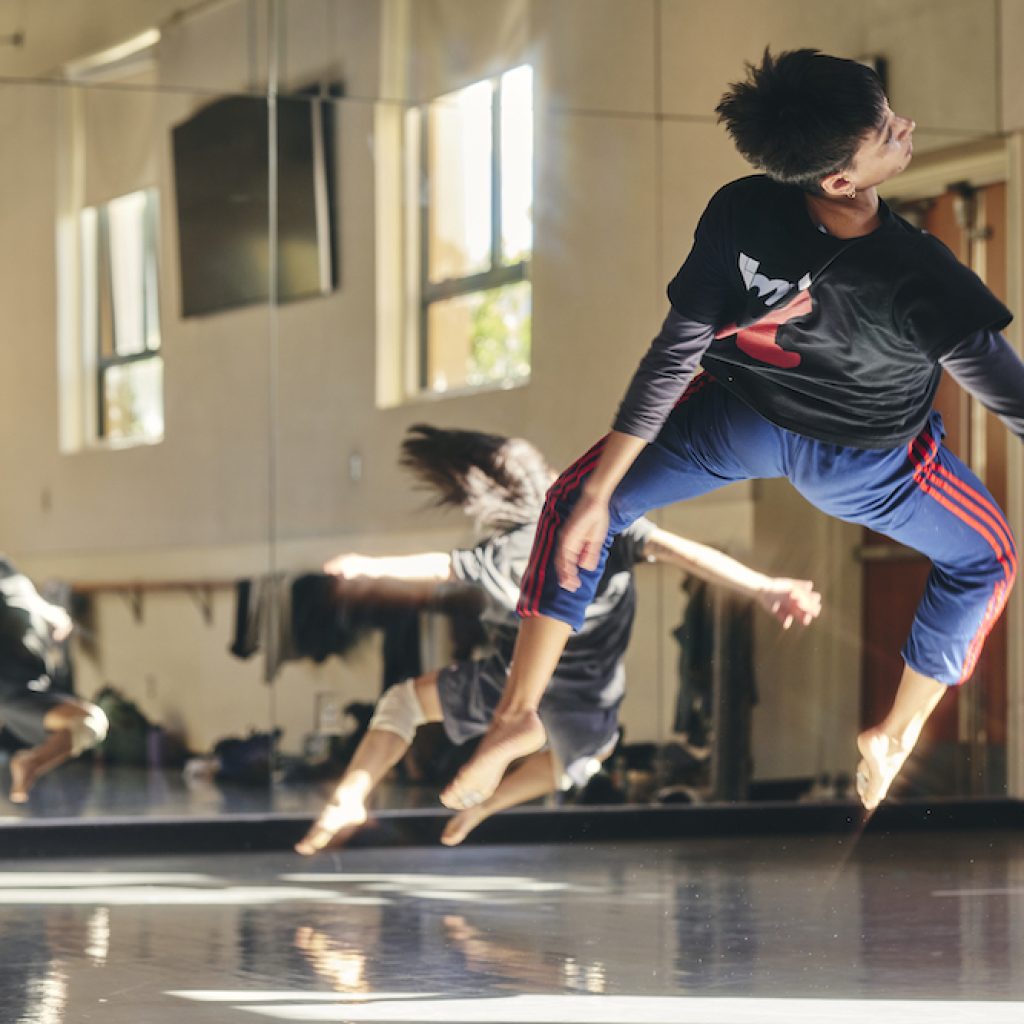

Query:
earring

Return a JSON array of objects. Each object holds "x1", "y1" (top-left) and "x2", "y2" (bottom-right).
[{"x1": 848, "y1": 187, "x2": 857, "y2": 199}]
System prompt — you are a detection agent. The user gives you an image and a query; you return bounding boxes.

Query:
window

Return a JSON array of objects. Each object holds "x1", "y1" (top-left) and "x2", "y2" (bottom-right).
[
  {"x1": 412, "y1": 64, "x2": 533, "y2": 394},
  {"x1": 79, "y1": 188, "x2": 163, "y2": 444}
]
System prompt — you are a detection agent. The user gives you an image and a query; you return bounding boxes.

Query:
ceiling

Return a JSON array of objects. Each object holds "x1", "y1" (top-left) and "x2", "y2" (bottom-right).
[{"x1": 0, "y1": 0, "x2": 221, "y2": 78}]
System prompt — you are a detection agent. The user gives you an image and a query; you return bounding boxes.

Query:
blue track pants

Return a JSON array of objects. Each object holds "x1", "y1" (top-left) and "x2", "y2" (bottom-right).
[{"x1": 518, "y1": 375, "x2": 1016, "y2": 685}]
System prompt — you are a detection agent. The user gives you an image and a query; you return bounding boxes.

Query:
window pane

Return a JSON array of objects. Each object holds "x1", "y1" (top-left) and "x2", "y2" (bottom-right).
[
  {"x1": 97, "y1": 210, "x2": 115, "y2": 360},
  {"x1": 500, "y1": 65, "x2": 533, "y2": 264},
  {"x1": 143, "y1": 191, "x2": 161, "y2": 352},
  {"x1": 79, "y1": 207, "x2": 100, "y2": 362},
  {"x1": 426, "y1": 281, "x2": 530, "y2": 392},
  {"x1": 427, "y1": 80, "x2": 493, "y2": 283},
  {"x1": 102, "y1": 357, "x2": 164, "y2": 442},
  {"x1": 107, "y1": 191, "x2": 149, "y2": 356}
]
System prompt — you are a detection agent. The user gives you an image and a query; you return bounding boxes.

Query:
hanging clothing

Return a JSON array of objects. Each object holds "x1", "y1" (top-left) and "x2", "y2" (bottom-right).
[
  {"x1": 673, "y1": 579, "x2": 758, "y2": 749},
  {"x1": 229, "y1": 572, "x2": 422, "y2": 688}
]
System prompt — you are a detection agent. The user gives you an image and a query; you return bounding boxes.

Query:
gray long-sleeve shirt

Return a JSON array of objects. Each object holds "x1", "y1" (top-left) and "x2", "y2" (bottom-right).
[
  {"x1": 939, "y1": 328, "x2": 1024, "y2": 439},
  {"x1": 612, "y1": 310, "x2": 714, "y2": 442},
  {"x1": 613, "y1": 311, "x2": 1024, "y2": 446}
]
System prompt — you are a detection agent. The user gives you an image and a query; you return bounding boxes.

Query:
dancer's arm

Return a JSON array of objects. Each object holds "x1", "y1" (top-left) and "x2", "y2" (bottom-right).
[
  {"x1": 939, "y1": 328, "x2": 1024, "y2": 440},
  {"x1": 323, "y1": 552, "x2": 454, "y2": 605},
  {"x1": 24, "y1": 591, "x2": 73, "y2": 642},
  {"x1": 555, "y1": 431, "x2": 647, "y2": 591},
  {"x1": 1, "y1": 569, "x2": 74, "y2": 642},
  {"x1": 323, "y1": 551, "x2": 453, "y2": 582},
  {"x1": 557, "y1": 312, "x2": 715, "y2": 591},
  {"x1": 40, "y1": 603, "x2": 73, "y2": 642},
  {"x1": 640, "y1": 528, "x2": 821, "y2": 629}
]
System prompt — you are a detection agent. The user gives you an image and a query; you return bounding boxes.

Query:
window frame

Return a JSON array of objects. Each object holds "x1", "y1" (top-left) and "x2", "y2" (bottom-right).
[
  {"x1": 81, "y1": 187, "x2": 164, "y2": 444},
  {"x1": 415, "y1": 67, "x2": 532, "y2": 394}
]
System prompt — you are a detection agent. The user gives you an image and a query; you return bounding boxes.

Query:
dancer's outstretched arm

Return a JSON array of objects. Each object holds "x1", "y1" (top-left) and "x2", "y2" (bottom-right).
[
  {"x1": 641, "y1": 528, "x2": 822, "y2": 629},
  {"x1": 1, "y1": 564, "x2": 74, "y2": 642},
  {"x1": 323, "y1": 551, "x2": 452, "y2": 581},
  {"x1": 323, "y1": 551, "x2": 453, "y2": 604},
  {"x1": 438, "y1": 518, "x2": 823, "y2": 810}
]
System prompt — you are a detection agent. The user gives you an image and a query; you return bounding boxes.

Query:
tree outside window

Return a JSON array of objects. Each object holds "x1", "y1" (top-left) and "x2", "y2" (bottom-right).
[
  {"x1": 80, "y1": 188, "x2": 163, "y2": 444},
  {"x1": 414, "y1": 64, "x2": 533, "y2": 394}
]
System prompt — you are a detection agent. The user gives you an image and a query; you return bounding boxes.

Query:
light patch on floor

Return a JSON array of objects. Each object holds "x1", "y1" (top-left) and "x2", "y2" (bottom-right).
[{"x1": 168, "y1": 992, "x2": 1024, "y2": 1023}]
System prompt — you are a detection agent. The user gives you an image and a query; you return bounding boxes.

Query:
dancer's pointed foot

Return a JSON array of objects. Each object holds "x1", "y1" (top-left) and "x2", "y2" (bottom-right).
[
  {"x1": 441, "y1": 806, "x2": 488, "y2": 847},
  {"x1": 9, "y1": 750, "x2": 39, "y2": 804},
  {"x1": 855, "y1": 728, "x2": 909, "y2": 811},
  {"x1": 440, "y1": 710, "x2": 546, "y2": 810},
  {"x1": 294, "y1": 789, "x2": 368, "y2": 855}
]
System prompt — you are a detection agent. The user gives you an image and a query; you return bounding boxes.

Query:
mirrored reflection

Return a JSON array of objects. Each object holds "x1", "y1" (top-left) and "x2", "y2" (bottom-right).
[
  {"x1": 274, "y1": 0, "x2": 1016, "y2": 834},
  {"x1": 0, "y1": 68, "x2": 276, "y2": 816},
  {"x1": 0, "y1": 0, "x2": 273, "y2": 95},
  {"x1": 0, "y1": 0, "x2": 1018, "y2": 826}
]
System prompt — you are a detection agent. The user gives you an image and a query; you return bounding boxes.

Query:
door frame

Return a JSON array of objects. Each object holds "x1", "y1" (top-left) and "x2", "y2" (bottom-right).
[{"x1": 880, "y1": 134, "x2": 1024, "y2": 798}]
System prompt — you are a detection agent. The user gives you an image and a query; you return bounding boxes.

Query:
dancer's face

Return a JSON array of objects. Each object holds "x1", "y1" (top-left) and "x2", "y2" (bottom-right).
[
  {"x1": 852, "y1": 106, "x2": 916, "y2": 184},
  {"x1": 821, "y1": 105, "x2": 915, "y2": 197}
]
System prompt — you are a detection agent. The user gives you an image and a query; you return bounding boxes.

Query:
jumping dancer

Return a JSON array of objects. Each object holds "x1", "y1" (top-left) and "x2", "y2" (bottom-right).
[
  {"x1": 0, "y1": 557, "x2": 108, "y2": 803},
  {"x1": 442, "y1": 49, "x2": 1023, "y2": 815},
  {"x1": 296, "y1": 425, "x2": 820, "y2": 854}
]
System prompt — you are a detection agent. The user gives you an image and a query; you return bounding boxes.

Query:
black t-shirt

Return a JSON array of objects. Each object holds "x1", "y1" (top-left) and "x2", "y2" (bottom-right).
[
  {"x1": 667, "y1": 175, "x2": 1012, "y2": 448},
  {"x1": 450, "y1": 517, "x2": 656, "y2": 699}
]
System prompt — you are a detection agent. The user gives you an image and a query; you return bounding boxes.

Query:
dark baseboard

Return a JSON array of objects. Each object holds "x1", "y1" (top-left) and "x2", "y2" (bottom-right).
[{"x1": 1, "y1": 797, "x2": 1022, "y2": 859}]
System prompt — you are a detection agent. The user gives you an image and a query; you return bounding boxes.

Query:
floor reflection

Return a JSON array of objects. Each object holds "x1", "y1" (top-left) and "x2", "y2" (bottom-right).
[
  {"x1": 0, "y1": 833, "x2": 1019, "y2": 1022},
  {"x1": 294, "y1": 925, "x2": 369, "y2": 994},
  {"x1": 0, "y1": 754, "x2": 424, "y2": 820}
]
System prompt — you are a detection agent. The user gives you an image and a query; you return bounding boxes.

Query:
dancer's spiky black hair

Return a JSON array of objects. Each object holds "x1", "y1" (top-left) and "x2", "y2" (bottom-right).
[
  {"x1": 400, "y1": 424, "x2": 554, "y2": 531},
  {"x1": 716, "y1": 48, "x2": 886, "y2": 192}
]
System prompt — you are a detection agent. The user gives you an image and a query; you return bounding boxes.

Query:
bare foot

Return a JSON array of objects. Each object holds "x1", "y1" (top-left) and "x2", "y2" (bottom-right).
[
  {"x1": 443, "y1": 914, "x2": 479, "y2": 943},
  {"x1": 294, "y1": 789, "x2": 368, "y2": 855},
  {"x1": 441, "y1": 806, "x2": 488, "y2": 846},
  {"x1": 855, "y1": 728, "x2": 909, "y2": 811},
  {"x1": 9, "y1": 751, "x2": 38, "y2": 804},
  {"x1": 440, "y1": 710, "x2": 546, "y2": 810}
]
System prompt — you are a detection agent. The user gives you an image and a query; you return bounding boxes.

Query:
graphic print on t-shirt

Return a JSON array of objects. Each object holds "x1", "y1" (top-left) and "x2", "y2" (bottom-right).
[
  {"x1": 738, "y1": 253, "x2": 808, "y2": 307},
  {"x1": 716, "y1": 253, "x2": 813, "y2": 369}
]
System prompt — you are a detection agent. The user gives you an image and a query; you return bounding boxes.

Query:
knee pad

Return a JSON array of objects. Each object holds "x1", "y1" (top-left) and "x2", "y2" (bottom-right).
[
  {"x1": 68, "y1": 706, "x2": 109, "y2": 756},
  {"x1": 368, "y1": 679, "x2": 426, "y2": 744}
]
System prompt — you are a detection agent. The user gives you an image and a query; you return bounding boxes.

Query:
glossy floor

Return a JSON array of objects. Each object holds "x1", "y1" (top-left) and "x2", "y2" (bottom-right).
[
  {"x1": 0, "y1": 754, "x2": 425, "y2": 822},
  {"x1": 2, "y1": 830, "x2": 1022, "y2": 1023}
]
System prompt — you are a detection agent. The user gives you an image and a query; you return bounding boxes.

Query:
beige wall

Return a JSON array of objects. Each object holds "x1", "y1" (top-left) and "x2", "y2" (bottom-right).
[
  {"x1": 864, "y1": 0, "x2": 1000, "y2": 145},
  {"x1": 1002, "y1": 0, "x2": 1024, "y2": 132},
  {"x1": 0, "y1": 0, "x2": 1012, "y2": 776}
]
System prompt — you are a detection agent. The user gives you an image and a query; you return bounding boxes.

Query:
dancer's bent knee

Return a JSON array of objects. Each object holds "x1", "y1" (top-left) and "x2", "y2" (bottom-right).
[
  {"x1": 368, "y1": 679, "x2": 427, "y2": 743},
  {"x1": 66, "y1": 706, "x2": 109, "y2": 756}
]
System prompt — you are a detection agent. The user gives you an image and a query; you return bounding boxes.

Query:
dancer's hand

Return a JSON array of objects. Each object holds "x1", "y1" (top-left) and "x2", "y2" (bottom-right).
[
  {"x1": 555, "y1": 493, "x2": 609, "y2": 592},
  {"x1": 44, "y1": 605, "x2": 73, "y2": 642},
  {"x1": 757, "y1": 578, "x2": 821, "y2": 629},
  {"x1": 323, "y1": 553, "x2": 376, "y2": 578}
]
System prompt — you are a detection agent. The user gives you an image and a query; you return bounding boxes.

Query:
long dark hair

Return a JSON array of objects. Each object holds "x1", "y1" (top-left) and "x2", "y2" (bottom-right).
[{"x1": 400, "y1": 424, "x2": 553, "y2": 531}]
